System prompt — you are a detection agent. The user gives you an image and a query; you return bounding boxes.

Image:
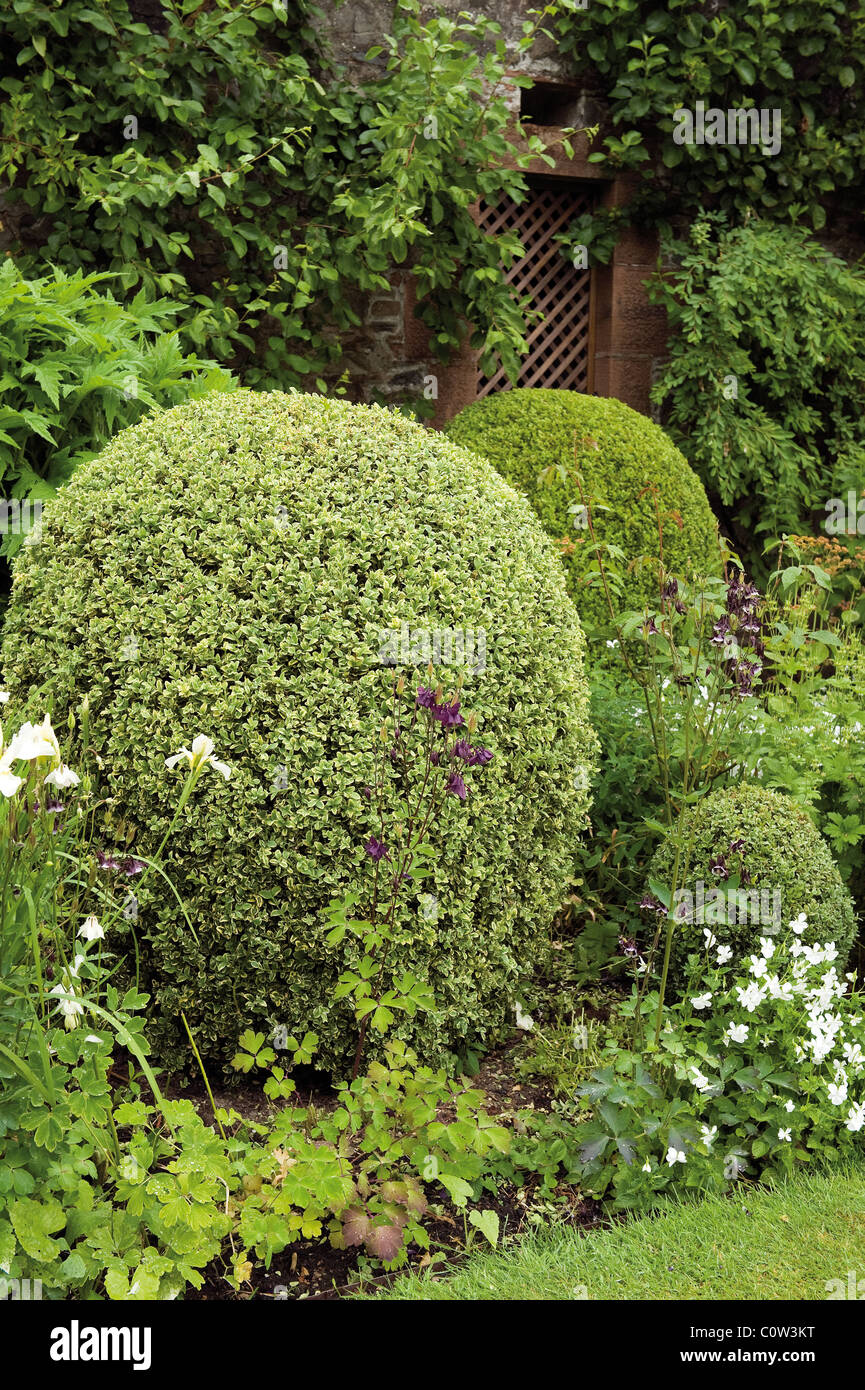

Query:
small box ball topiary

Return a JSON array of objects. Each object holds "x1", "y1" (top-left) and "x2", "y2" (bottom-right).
[
  {"x1": 445, "y1": 388, "x2": 723, "y2": 636},
  {"x1": 646, "y1": 783, "x2": 857, "y2": 992},
  {"x1": 1, "y1": 390, "x2": 598, "y2": 1071}
]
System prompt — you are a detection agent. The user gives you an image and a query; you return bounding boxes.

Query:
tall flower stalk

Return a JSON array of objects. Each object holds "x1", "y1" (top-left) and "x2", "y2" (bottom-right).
[
  {"x1": 325, "y1": 674, "x2": 493, "y2": 1080},
  {"x1": 553, "y1": 438, "x2": 768, "y2": 1044}
]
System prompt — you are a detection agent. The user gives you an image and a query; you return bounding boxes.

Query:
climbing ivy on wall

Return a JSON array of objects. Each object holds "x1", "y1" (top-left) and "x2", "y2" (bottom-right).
[
  {"x1": 554, "y1": 0, "x2": 865, "y2": 257},
  {"x1": 0, "y1": 0, "x2": 568, "y2": 388}
]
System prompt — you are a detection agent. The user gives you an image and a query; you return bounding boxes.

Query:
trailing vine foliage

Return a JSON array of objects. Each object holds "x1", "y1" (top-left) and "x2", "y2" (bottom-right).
[
  {"x1": 555, "y1": 0, "x2": 865, "y2": 255},
  {"x1": 0, "y1": 0, "x2": 564, "y2": 388}
]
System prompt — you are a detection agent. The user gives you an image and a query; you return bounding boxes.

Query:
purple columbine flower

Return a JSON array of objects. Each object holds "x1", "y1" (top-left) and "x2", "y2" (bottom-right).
[
  {"x1": 432, "y1": 700, "x2": 464, "y2": 730},
  {"x1": 364, "y1": 837, "x2": 390, "y2": 862},
  {"x1": 618, "y1": 935, "x2": 639, "y2": 958},
  {"x1": 726, "y1": 576, "x2": 761, "y2": 619},
  {"x1": 711, "y1": 615, "x2": 732, "y2": 646},
  {"x1": 709, "y1": 853, "x2": 729, "y2": 880},
  {"x1": 731, "y1": 660, "x2": 757, "y2": 698},
  {"x1": 446, "y1": 771, "x2": 467, "y2": 801},
  {"x1": 453, "y1": 739, "x2": 492, "y2": 767},
  {"x1": 728, "y1": 837, "x2": 746, "y2": 856},
  {"x1": 121, "y1": 858, "x2": 146, "y2": 877},
  {"x1": 639, "y1": 893, "x2": 667, "y2": 915},
  {"x1": 469, "y1": 747, "x2": 493, "y2": 766},
  {"x1": 416, "y1": 686, "x2": 436, "y2": 709},
  {"x1": 661, "y1": 578, "x2": 687, "y2": 615},
  {"x1": 96, "y1": 850, "x2": 121, "y2": 872}
]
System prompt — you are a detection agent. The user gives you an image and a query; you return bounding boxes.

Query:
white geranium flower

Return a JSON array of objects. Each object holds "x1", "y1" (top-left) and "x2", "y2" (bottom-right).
[
  {"x1": 702, "y1": 929, "x2": 717, "y2": 950},
  {"x1": 514, "y1": 1003, "x2": 534, "y2": 1032},
  {"x1": 165, "y1": 734, "x2": 231, "y2": 780},
  {"x1": 78, "y1": 915, "x2": 104, "y2": 941},
  {"x1": 759, "y1": 937, "x2": 775, "y2": 959},
  {"x1": 784, "y1": 1099, "x2": 795, "y2": 1113},
  {"x1": 0, "y1": 691, "x2": 9, "y2": 704},
  {"x1": 691, "y1": 1067, "x2": 711, "y2": 1092},
  {"x1": 778, "y1": 1128, "x2": 791, "y2": 1142},
  {"x1": 641, "y1": 1159, "x2": 652, "y2": 1173},
  {"x1": 666, "y1": 1146, "x2": 686, "y2": 1166},
  {"x1": 716, "y1": 944, "x2": 733, "y2": 965},
  {"x1": 736, "y1": 981, "x2": 765, "y2": 1013},
  {"x1": 845, "y1": 1103, "x2": 865, "y2": 1133},
  {"x1": 692, "y1": 992, "x2": 712, "y2": 1010},
  {"x1": 44, "y1": 763, "x2": 80, "y2": 789},
  {"x1": 789, "y1": 914, "x2": 808, "y2": 935},
  {"x1": 726, "y1": 1022, "x2": 749, "y2": 1044},
  {"x1": 765, "y1": 974, "x2": 794, "y2": 1002},
  {"x1": 802, "y1": 944, "x2": 825, "y2": 967},
  {"x1": 700, "y1": 1124, "x2": 717, "y2": 1147},
  {"x1": 828, "y1": 1081, "x2": 848, "y2": 1106}
]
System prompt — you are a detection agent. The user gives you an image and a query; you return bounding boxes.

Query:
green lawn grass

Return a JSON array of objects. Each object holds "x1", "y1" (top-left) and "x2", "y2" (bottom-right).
[{"x1": 361, "y1": 1167, "x2": 865, "y2": 1301}]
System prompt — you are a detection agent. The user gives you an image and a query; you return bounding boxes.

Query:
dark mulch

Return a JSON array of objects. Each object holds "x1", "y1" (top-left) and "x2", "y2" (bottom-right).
[{"x1": 168, "y1": 1040, "x2": 605, "y2": 1300}]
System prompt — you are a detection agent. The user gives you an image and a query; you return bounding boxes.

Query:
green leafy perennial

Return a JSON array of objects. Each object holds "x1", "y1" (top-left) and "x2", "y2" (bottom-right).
[{"x1": 0, "y1": 258, "x2": 233, "y2": 549}]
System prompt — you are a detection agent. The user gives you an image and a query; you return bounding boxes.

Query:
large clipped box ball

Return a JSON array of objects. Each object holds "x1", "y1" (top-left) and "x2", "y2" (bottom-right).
[{"x1": 2, "y1": 391, "x2": 598, "y2": 1070}]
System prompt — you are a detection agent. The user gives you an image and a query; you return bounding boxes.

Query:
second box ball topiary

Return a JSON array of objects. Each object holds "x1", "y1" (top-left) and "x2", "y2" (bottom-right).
[{"x1": 446, "y1": 388, "x2": 723, "y2": 637}]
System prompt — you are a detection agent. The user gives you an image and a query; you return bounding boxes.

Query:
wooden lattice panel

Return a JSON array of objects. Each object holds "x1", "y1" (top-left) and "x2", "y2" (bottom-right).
[{"x1": 476, "y1": 183, "x2": 595, "y2": 396}]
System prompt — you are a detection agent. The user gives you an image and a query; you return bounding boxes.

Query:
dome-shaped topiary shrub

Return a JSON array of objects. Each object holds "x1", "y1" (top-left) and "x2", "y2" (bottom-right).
[
  {"x1": 1, "y1": 390, "x2": 598, "y2": 1071},
  {"x1": 646, "y1": 783, "x2": 857, "y2": 992},
  {"x1": 445, "y1": 389, "x2": 722, "y2": 634}
]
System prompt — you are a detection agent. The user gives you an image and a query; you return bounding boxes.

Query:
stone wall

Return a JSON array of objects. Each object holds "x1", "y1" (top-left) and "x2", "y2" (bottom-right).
[{"x1": 315, "y1": 0, "x2": 669, "y2": 424}]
